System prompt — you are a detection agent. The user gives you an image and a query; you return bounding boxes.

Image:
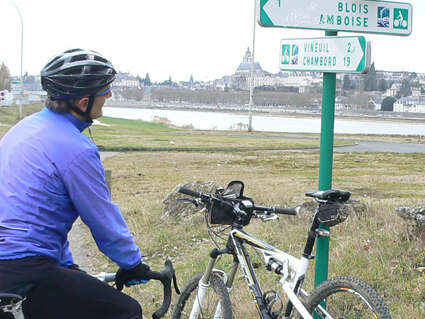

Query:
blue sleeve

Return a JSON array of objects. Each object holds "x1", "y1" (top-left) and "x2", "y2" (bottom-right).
[
  {"x1": 59, "y1": 240, "x2": 74, "y2": 267},
  {"x1": 63, "y1": 148, "x2": 142, "y2": 269}
]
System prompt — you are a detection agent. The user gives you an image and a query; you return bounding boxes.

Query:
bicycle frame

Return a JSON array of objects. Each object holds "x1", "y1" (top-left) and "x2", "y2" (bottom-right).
[{"x1": 191, "y1": 206, "x2": 332, "y2": 319}]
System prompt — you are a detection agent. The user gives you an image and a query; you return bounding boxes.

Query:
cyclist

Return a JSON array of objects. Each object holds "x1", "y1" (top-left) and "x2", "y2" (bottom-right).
[{"x1": 0, "y1": 49, "x2": 149, "y2": 319}]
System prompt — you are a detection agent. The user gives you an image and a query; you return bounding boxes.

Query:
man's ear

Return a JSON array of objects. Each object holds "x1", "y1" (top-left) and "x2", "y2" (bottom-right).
[{"x1": 75, "y1": 97, "x2": 89, "y2": 112}]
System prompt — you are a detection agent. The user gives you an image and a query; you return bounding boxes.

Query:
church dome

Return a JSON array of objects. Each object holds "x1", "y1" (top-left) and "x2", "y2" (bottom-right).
[{"x1": 235, "y1": 47, "x2": 264, "y2": 75}]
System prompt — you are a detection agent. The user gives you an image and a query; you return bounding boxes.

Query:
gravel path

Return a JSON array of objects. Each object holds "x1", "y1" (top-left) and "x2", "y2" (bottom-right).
[
  {"x1": 335, "y1": 140, "x2": 425, "y2": 153},
  {"x1": 68, "y1": 152, "x2": 120, "y2": 272}
]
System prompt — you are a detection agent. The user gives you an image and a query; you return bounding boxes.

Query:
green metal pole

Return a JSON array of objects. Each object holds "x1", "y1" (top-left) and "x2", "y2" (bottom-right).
[{"x1": 315, "y1": 30, "x2": 337, "y2": 293}]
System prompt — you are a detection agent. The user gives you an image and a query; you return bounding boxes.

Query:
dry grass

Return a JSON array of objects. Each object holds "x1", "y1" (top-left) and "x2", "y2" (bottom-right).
[{"x1": 79, "y1": 150, "x2": 425, "y2": 319}]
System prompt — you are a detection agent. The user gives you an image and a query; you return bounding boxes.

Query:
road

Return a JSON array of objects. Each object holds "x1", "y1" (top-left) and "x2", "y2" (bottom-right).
[{"x1": 335, "y1": 140, "x2": 425, "y2": 153}]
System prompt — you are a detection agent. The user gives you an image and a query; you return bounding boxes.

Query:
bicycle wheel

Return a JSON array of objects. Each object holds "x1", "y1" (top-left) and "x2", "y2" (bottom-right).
[
  {"x1": 172, "y1": 271, "x2": 233, "y2": 319},
  {"x1": 304, "y1": 276, "x2": 392, "y2": 319}
]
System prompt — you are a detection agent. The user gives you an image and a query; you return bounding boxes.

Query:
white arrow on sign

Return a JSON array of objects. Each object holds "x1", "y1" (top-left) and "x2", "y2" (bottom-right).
[
  {"x1": 260, "y1": 0, "x2": 412, "y2": 36},
  {"x1": 280, "y1": 36, "x2": 371, "y2": 73}
]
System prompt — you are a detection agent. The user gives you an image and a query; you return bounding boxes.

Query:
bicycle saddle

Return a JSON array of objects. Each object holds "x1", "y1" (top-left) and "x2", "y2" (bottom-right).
[
  {"x1": 305, "y1": 189, "x2": 351, "y2": 202},
  {"x1": 0, "y1": 283, "x2": 35, "y2": 306}
]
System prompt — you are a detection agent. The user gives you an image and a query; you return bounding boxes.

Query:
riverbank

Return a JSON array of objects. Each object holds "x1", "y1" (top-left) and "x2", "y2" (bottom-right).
[
  {"x1": 103, "y1": 106, "x2": 425, "y2": 136},
  {"x1": 105, "y1": 101, "x2": 425, "y2": 124}
]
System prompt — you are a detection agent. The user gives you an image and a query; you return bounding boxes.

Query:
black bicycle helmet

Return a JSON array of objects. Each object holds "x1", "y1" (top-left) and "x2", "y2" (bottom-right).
[{"x1": 41, "y1": 49, "x2": 116, "y2": 121}]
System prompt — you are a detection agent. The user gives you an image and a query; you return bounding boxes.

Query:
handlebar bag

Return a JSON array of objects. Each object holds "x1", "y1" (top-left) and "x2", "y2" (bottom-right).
[{"x1": 209, "y1": 191, "x2": 254, "y2": 226}]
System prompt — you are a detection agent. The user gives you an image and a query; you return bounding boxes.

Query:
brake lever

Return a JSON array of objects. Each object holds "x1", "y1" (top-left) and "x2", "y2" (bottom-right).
[
  {"x1": 258, "y1": 214, "x2": 279, "y2": 222},
  {"x1": 178, "y1": 198, "x2": 201, "y2": 207}
]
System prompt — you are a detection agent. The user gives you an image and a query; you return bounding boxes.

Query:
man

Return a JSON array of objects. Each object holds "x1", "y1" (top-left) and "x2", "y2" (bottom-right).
[{"x1": 0, "y1": 49, "x2": 149, "y2": 319}]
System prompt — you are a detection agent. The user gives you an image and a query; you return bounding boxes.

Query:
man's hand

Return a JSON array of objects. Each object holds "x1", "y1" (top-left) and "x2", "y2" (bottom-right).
[{"x1": 115, "y1": 261, "x2": 151, "y2": 291}]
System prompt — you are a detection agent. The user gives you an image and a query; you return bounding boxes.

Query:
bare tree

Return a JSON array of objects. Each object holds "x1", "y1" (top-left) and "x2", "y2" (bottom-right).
[{"x1": 0, "y1": 62, "x2": 12, "y2": 91}]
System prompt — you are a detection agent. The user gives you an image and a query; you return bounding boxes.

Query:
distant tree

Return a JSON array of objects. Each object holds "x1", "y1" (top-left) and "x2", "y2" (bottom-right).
[
  {"x1": 378, "y1": 79, "x2": 388, "y2": 92},
  {"x1": 145, "y1": 73, "x2": 151, "y2": 86},
  {"x1": 381, "y1": 96, "x2": 397, "y2": 111},
  {"x1": 363, "y1": 62, "x2": 377, "y2": 91},
  {"x1": 399, "y1": 79, "x2": 412, "y2": 97},
  {"x1": 136, "y1": 75, "x2": 143, "y2": 87},
  {"x1": 0, "y1": 62, "x2": 12, "y2": 91},
  {"x1": 409, "y1": 72, "x2": 417, "y2": 80},
  {"x1": 343, "y1": 74, "x2": 353, "y2": 91}
]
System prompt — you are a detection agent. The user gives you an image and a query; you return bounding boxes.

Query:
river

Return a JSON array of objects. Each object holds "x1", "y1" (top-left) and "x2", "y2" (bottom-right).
[{"x1": 103, "y1": 107, "x2": 425, "y2": 136}]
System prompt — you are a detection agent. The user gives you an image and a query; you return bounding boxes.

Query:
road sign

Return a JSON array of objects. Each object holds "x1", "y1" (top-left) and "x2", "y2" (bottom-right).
[
  {"x1": 280, "y1": 36, "x2": 371, "y2": 73},
  {"x1": 11, "y1": 81, "x2": 21, "y2": 92},
  {"x1": 260, "y1": 0, "x2": 412, "y2": 36}
]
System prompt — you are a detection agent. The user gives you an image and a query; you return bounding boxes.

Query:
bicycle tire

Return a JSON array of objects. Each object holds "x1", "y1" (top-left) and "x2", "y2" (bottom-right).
[
  {"x1": 172, "y1": 271, "x2": 233, "y2": 319},
  {"x1": 304, "y1": 276, "x2": 392, "y2": 319}
]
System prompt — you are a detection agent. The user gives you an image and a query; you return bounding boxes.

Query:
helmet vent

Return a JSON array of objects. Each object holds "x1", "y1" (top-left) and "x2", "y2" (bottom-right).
[
  {"x1": 47, "y1": 60, "x2": 64, "y2": 72},
  {"x1": 65, "y1": 48, "x2": 81, "y2": 54},
  {"x1": 63, "y1": 67, "x2": 83, "y2": 75},
  {"x1": 71, "y1": 54, "x2": 89, "y2": 63},
  {"x1": 94, "y1": 56, "x2": 108, "y2": 64}
]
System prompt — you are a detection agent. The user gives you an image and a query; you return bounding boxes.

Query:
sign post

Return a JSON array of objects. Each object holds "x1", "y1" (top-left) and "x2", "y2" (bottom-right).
[
  {"x1": 315, "y1": 30, "x2": 337, "y2": 297},
  {"x1": 258, "y1": 0, "x2": 413, "y2": 311}
]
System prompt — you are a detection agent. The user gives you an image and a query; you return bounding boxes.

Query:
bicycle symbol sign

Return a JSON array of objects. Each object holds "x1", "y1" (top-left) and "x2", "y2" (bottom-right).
[{"x1": 393, "y1": 8, "x2": 408, "y2": 29}]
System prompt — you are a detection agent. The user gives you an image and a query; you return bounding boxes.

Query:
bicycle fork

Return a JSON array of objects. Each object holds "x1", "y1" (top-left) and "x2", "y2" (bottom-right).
[{"x1": 190, "y1": 248, "x2": 234, "y2": 319}]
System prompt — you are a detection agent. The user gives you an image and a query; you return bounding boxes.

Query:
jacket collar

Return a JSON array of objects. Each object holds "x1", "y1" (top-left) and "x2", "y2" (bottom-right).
[{"x1": 43, "y1": 107, "x2": 92, "y2": 133}]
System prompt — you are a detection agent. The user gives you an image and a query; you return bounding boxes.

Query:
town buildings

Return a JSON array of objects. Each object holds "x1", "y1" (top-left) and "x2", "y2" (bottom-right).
[{"x1": 2, "y1": 47, "x2": 424, "y2": 112}]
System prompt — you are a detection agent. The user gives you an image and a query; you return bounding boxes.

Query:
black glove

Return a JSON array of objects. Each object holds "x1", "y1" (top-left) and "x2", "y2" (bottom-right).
[
  {"x1": 115, "y1": 261, "x2": 151, "y2": 291},
  {"x1": 68, "y1": 263, "x2": 86, "y2": 273}
]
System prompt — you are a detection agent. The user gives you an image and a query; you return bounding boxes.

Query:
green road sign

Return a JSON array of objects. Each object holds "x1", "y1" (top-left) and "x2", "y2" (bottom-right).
[
  {"x1": 280, "y1": 36, "x2": 371, "y2": 73},
  {"x1": 260, "y1": 0, "x2": 412, "y2": 36}
]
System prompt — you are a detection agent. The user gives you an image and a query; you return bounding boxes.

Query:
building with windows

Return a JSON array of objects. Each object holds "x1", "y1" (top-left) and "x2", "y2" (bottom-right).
[
  {"x1": 230, "y1": 47, "x2": 266, "y2": 90},
  {"x1": 393, "y1": 95, "x2": 425, "y2": 113}
]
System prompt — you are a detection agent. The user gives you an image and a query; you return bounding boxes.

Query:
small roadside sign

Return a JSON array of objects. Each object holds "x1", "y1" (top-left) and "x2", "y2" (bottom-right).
[
  {"x1": 280, "y1": 36, "x2": 371, "y2": 73},
  {"x1": 260, "y1": 0, "x2": 412, "y2": 36},
  {"x1": 11, "y1": 81, "x2": 21, "y2": 92}
]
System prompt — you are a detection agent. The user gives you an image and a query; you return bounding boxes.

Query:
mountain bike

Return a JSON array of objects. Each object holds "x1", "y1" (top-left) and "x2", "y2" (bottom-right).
[
  {"x1": 0, "y1": 259, "x2": 180, "y2": 319},
  {"x1": 172, "y1": 180, "x2": 392, "y2": 319}
]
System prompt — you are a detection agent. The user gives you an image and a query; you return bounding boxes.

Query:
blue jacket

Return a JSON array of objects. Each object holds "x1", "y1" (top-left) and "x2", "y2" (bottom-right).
[{"x1": 0, "y1": 107, "x2": 142, "y2": 269}]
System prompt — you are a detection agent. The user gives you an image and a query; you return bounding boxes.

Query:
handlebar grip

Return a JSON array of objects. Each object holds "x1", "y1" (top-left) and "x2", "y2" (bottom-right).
[
  {"x1": 149, "y1": 259, "x2": 179, "y2": 319},
  {"x1": 178, "y1": 187, "x2": 201, "y2": 198},
  {"x1": 254, "y1": 205, "x2": 297, "y2": 215},
  {"x1": 274, "y1": 207, "x2": 297, "y2": 215}
]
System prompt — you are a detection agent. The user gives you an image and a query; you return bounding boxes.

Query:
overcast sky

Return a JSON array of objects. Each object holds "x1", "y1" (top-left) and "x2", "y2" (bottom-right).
[{"x1": 1, "y1": 0, "x2": 424, "y2": 82}]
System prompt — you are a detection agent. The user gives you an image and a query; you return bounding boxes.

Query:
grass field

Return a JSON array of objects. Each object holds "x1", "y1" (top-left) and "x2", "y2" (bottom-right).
[
  {"x1": 94, "y1": 150, "x2": 424, "y2": 319},
  {"x1": 1, "y1": 103, "x2": 424, "y2": 318}
]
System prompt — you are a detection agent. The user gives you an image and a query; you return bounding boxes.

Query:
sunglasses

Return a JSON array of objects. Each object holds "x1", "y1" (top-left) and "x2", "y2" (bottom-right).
[{"x1": 95, "y1": 87, "x2": 112, "y2": 97}]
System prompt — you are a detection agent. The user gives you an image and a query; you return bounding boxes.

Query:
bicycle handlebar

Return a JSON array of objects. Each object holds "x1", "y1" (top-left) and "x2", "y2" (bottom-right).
[
  {"x1": 146, "y1": 258, "x2": 180, "y2": 319},
  {"x1": 94, "y1": 259, "x2": 179, "y2": 319},
  {"x1": 254, "y1": 205, "x2": 297, "y2": 216},
  {"x1": 178, "y1": 186, "x2": 202, "y2": 198},
  {"x1": 178, "y1": 186, "x2": 297, "y2": 216}
]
